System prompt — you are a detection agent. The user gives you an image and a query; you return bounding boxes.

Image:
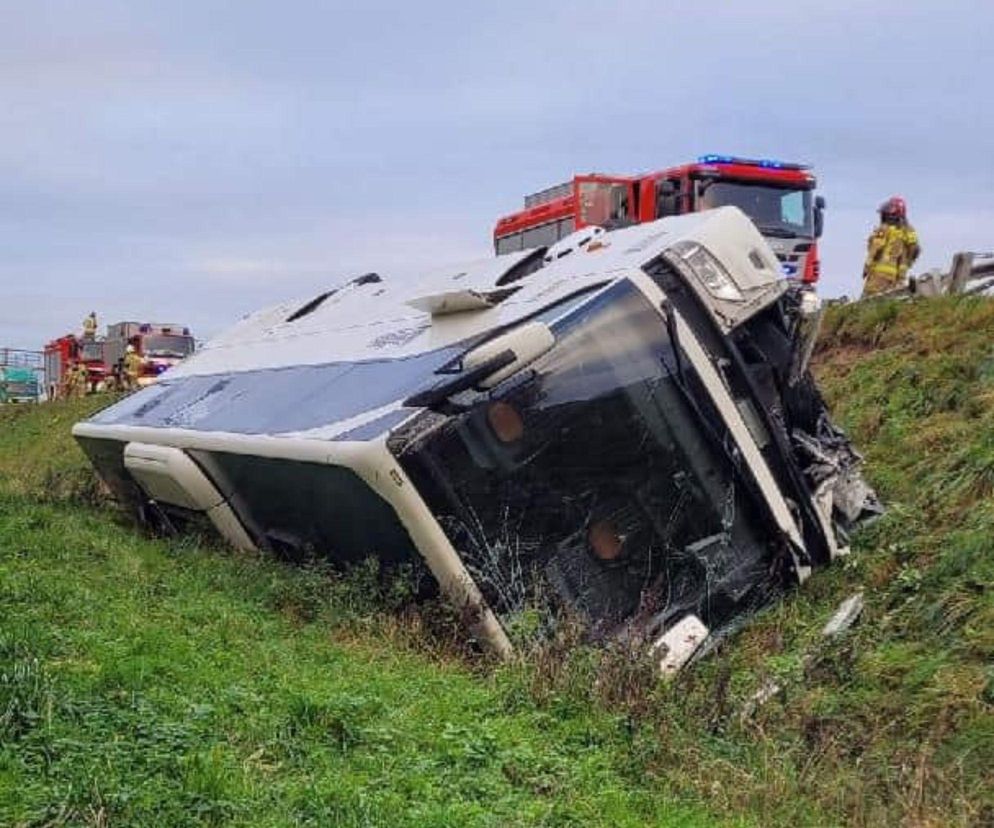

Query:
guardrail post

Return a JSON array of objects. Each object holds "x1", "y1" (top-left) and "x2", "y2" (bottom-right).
[{"x1": 949, "y1": 252, "x2": 975, "y2": 295}]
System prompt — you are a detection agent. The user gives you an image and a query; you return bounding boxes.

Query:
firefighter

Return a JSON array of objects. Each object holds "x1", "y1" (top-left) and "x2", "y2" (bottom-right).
[
  {"x1": 67, "y1": 361, "x2": 88, "y2": 398},
  {"x1": 59, "y1": 366, "x2": 73, "y2": 400},
  {"x1": 82, "y1": 311, "x2": 98, "y2": 340},
  {"x1": 109, "y1": 358, "x2": 124, "y2": 392},
  {"x1": 79, "y1": 361, "x2": 92, "y2": 397},
  {"x1": 123, "y1": 345, "x2": 142, "y2": 391},
  {"x1": 61, "y1": 362, "x2": 76, "y2": 399},
  {"x1": 862, "y1": 197, "x2": 920, "y2": 298}
]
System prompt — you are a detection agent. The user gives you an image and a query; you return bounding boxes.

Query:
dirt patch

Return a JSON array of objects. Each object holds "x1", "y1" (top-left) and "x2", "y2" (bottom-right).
[{"x1": 811, "y1": 340, "x2": 875, "y2": 370}]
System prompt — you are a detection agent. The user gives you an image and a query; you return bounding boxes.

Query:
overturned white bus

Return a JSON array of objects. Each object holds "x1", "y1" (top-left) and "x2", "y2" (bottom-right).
[{"x1": 74, "y1": 208, "x2": 879, "y2": 666}]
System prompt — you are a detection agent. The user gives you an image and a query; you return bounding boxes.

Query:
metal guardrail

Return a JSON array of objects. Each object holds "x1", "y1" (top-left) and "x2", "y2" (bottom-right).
[
  {"x1": 861, "y1": 251, "x2": 994, "y2": 302},
  {"x1": 0, "y1": 348, "x2": 43, "y2": 369}
]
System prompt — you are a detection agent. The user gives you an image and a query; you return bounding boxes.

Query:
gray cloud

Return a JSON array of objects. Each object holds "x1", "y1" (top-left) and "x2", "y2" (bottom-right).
[{"x1": 1, "y1": 0, "x2": 991, "y2": 348}]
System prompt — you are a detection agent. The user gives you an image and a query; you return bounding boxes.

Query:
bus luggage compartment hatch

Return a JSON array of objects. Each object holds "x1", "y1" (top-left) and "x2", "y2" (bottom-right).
[{"x1": 123, "y1": 442, "x2": 256, "y2": 551}]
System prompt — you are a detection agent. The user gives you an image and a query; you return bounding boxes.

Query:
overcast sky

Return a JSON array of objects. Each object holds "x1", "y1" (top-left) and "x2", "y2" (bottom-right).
[{"x1": 2, "y1": 0, "x2": 992, "y2": 349}]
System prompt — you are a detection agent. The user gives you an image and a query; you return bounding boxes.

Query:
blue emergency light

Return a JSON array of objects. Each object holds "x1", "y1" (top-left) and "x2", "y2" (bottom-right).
[{"x1": 698, "y1": 154, "x2": 810, "y2": 171}]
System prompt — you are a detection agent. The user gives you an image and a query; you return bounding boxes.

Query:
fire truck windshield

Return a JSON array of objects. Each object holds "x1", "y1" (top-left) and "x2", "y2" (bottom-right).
[
  {"x1": 699, "y1": 181, "x2": 814, "y2": 238},
  {"x1": 143, "y1": 334, "x2": 194, "y2": 358},
  {"x1": 80, "y1": 341, "x2": 104, "y2": 361}
]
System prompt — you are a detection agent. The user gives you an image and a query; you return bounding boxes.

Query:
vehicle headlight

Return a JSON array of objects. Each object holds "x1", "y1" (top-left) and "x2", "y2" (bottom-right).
[{"x1": 670, "y1": 240, "x2": 743, "y2": 302}]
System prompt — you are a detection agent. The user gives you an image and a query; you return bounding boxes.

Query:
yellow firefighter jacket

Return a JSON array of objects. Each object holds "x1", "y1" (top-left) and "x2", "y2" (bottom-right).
[
  {"x1": 70, "y1": 364, "x2": 88, "y2": 397},
  {"x1": 123, "y1": 352, "x2": 143, "y2": 379},
  {"x1": 863, "y1": 222, "x2": 920, "y2": 296}
]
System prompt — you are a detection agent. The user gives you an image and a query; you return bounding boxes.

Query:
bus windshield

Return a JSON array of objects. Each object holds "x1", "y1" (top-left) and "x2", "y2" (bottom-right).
[
  {"x1": 699, "y1": 181, "x2": 814, "y2": 238},
  {"x1": 394, "y1": 280, "x2": 776, "y2": 634}
]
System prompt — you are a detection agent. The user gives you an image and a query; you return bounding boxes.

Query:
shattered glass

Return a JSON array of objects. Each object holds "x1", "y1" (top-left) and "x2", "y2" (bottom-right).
[{"x1": 391, "y1": 280, "x2": 783, "y2": 641}]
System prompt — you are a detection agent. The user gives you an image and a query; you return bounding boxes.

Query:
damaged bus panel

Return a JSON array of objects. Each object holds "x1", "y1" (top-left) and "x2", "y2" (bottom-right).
[{"x1": 74, "y1": 208, "x2": 879, "y2": 665}]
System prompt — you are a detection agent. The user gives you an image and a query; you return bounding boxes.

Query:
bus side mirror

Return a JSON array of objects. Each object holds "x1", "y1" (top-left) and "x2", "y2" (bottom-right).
[{"x1": 814, "y1": 195, "x2": 826, "y2": 238}]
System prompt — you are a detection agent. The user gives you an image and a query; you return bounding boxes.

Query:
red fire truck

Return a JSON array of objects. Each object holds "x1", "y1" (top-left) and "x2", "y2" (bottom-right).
[
  {"x1": 45, "y1": 321, "x2": 195, "y2": 397},
  {"x1": 44, "y1": 334, "x2": 108, "y2": 398},
  {"x1": 493, "y1": 155, "x2": 826, "y2": 284}
]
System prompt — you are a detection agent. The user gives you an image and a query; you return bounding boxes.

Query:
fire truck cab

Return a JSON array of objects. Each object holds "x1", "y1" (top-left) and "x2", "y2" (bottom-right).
[
  {"x1": 494, "y1": 156, "x2": 826, "y2": 284},
  {"x1": 104, "y1": 322, "x2": 195, "y2": 386}
]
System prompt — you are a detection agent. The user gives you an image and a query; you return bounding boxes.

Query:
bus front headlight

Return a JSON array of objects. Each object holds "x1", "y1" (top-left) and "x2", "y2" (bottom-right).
[{"x1": 670, "y1": 241, "x2": 743, "y2": 302}]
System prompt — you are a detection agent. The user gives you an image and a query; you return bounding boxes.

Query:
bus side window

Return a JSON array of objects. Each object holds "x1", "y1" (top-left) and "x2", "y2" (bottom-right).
[{"x1": 656, "y1": 179, "x2": 682, "y2": 217}]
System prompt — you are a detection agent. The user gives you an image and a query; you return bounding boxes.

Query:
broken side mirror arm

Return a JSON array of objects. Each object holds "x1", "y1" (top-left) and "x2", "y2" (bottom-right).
[
  {"x1": 404, "y1": 349, "x2": 517, "y2": 410},
  {"x1": 407, "y1": 320, "x2": 556, "y2": 410}
]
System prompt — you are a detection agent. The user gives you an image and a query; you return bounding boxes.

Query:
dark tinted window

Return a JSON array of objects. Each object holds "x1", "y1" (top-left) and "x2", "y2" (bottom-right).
[{"x1": 189, "y1": 451, "x2": 420, "y2": 565}]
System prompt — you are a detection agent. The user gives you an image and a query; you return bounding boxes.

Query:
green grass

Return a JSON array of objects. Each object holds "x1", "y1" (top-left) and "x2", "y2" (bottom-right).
[
  {"x1": 0, "y1": 399, "x2": 725, "y2": 827},
  {"x1": 2, "y1": 295, "x2": 994, "y2": 826},
  {"x1": 1, "y1": 495, "x2": 725, "y2": 827}
]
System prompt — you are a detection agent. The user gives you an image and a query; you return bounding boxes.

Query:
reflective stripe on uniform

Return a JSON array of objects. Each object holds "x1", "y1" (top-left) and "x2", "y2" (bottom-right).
[{"x1": 864, "y1": 222, "x2": 918, "y2": 280}]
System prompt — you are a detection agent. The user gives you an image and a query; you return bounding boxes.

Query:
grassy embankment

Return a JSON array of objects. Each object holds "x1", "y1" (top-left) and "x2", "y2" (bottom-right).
[{"x1": 1, "y1": 295, "x2": 992, "y2": 826}]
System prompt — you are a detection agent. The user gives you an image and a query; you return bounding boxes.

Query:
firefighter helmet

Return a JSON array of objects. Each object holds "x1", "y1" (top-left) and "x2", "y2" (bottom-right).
[{"x1": 879, "y1": 196, "x2": 907, "y2": 220}]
